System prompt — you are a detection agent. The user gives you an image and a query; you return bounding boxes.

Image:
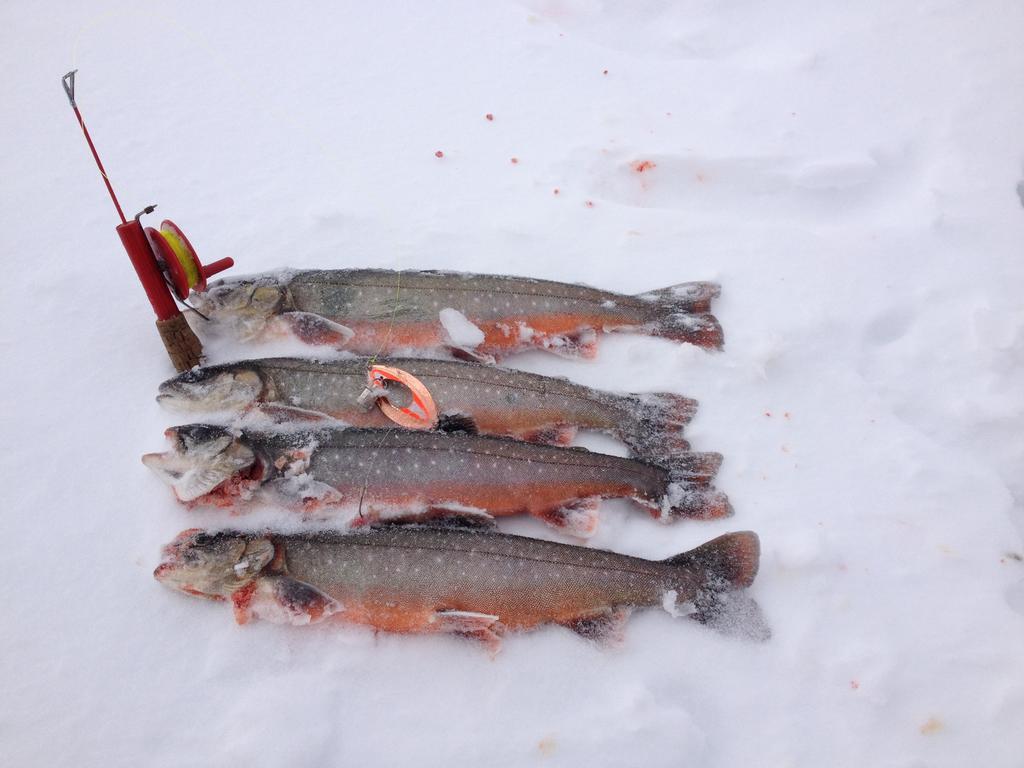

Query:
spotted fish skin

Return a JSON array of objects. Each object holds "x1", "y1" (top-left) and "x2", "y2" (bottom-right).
[
  {"x1": 156, "y1": 356, "x2": 698, "y2": 460},
  {"x1": 193, "y1": 269, "x2": 723, "y2": 359},
  {"x1": 154, "y1": 526, "x2": 763, "y2": 645},
  {"x1": 144, "y1": 425, "x2": 731, "y2": 534}
]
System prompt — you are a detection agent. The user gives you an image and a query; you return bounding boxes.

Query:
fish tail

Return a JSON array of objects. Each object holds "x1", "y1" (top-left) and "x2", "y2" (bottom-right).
[
  {"x1": 663, "y1": 531, "x2": 770, "y2": 640},
  {"x1": 614, "y1": 392, "x2": 698, "y2": 460},
  {"x1": 635, "y1": 282, "x2": 723, "y2": 349},
  {"x1": 662, "y1": 531, "x2": 760, "y2": 589},
  {"x1": 661, "y1": 452, "x2": 732, "y2": 521}
]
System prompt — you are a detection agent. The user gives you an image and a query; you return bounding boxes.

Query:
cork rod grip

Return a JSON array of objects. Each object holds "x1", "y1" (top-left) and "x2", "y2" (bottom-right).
[{"x1": 155, "y1": 314, "x2": 203, "y2": 372}]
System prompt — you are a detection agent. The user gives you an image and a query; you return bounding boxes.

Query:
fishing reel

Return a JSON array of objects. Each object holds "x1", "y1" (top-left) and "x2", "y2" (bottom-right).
[{"x1": 144, "y1": 218, "x2": 234, "y2": 300}]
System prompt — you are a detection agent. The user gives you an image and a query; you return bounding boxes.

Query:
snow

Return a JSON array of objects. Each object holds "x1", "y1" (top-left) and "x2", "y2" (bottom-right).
[
  {"x1": 2, "y1": 1, "x2": 1024, "y2": 766},
  {"x1": 438, "y1": 306, "x2": 486, "y2": 348}
]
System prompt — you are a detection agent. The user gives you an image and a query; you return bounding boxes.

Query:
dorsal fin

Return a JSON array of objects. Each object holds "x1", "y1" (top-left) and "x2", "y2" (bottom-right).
[
  {"x1": 366, "y1": 507, "x2": 498, "y2": 531},
  {"x1": 436, "y1": 413, "x2": 479, "y2": 435}
]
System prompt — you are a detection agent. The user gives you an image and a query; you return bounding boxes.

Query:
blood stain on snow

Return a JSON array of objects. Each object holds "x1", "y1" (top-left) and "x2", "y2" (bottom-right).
[
  {"x1": 850, "y1": 680, "x2": 860, "y2": 690},
  {"x1": 919, "y1": 716, "x2": 944, "y2": 735},
  {"x1": 435, "y1": 150, "x2": 444, "y2": 158},
  {"x1": 553, "y1": 188, "x2": 560, "y2": 195},
  {"x1": 538, "y1": 736, "x2": 557, "y2": 755},
  {"x1": 510, "y1": 157, "x2": 519, "y2": 164},
  {"x1": 764, "y1": 411, "x2": 772, "y2": 417},
  {"x1": 485, "y1": 113, "x2": 494, "y2": 121},
  {"x1": 602, "y1": 69, "x2": 608, "y2": 75},
  {"x1": 584, "y1": 200, "x2": 595, "y2": 208},
  {"x1": 633, "y1": 160, "x2": 656, "y2": 173}
]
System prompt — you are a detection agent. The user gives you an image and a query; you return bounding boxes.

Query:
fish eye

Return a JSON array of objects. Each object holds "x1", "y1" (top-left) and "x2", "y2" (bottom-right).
[{"x1": 177, "y1": 369, "x2": 210, "y2": 384}]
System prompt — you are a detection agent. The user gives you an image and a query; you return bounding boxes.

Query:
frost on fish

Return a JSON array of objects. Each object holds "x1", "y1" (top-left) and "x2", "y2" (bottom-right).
[
  {"x1": 611, "y1": 391, "x2": 699, "y2": 461},
  {"x1": 156, "y1": 357, "x2": 706, "y2": 465},
  {"x1": 143, "y1": 426, "x2": 732, "y2": 530},
  {"x1": 190, "y1": 269, "x2": 724, "y2": 358},
  {"x1": 635, "y1": 282, "x2": 724, "y2": 348},
  {"x1": 154, "y1": 526, "x2": 766, "y2": 647},
  {"x1": 654, "y1": 452, "x2": 732, "y2": 521}
]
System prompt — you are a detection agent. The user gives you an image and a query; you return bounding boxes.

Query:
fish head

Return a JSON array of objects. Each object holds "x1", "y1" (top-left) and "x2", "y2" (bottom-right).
[
  {"x1": 157, "y1": 365, "x2": 265, "y2": 414},
  {"x1": 154, "y1": 529, "x2": 275, "y2": 600},
  {"x1": 142, "y1": 425, "x2": 257, "y2": 502},
  {"x1": 192, "y1": 277, "x2": 287, "y2": 339}
]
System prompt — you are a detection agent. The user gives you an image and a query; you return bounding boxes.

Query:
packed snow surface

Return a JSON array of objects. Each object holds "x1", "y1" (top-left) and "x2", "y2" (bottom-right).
[{"x1": 2, "y1": 2, "x2": 1023, "y2": 766}]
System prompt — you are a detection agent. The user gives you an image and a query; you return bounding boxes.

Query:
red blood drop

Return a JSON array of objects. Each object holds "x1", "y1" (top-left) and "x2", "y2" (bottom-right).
[
  {"x1": 485, "y1": 113, "x2": 494, "y2": 121},
  {"x1": 510, "y1": 157, "x2": 519, "y2": 164},
  {"x1": 553, "y1": 188, "x2": 560, "y2": 195},
  {"x1": 584, "y1": 200, "x2": 594, "y2": 208},
  {"x1": 602, "y1": 69, "x2": 608, "y2": 75},
  {"x1": 632, "y1": 160, "x2": 656, "y2": 173},
  {"x1": 435, "y1": 150, "x2": 444, "y2": 158}
]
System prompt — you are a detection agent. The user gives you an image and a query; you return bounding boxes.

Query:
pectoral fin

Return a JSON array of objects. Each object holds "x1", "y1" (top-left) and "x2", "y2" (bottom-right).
[
  {"x1": 234, "y1": 576, "x2": 341, "y2": 626},
  {"x1": 356, "y1": 506, "x2": 498, "y2": 531},
  {"x1": 263, "y1": 477, "x2": 344, "y2": 511},
  {"x1": 246, "y1": 403, "x2": 333, "y2": 424},
  {"x1": 270, "y1": 312, "x2": 354, "y2": 347}
]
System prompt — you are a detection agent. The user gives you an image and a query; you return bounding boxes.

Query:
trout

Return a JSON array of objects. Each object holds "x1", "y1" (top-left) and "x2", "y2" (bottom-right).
[
  {"x1": 153, "y1": 525, "x2": 763, "y2": 647},
  {"x1": 142, "y1": 425, "x2": 731, "y2": 536},
  {"x1": 156, "y1": 357, "x2": 698, "y2": 461},
  {"x1": 190, "y1": 269, "x2": 723, "y2": 361}
]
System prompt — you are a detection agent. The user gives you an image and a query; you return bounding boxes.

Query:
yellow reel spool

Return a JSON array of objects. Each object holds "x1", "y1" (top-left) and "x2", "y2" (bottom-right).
[{"x1": 160, "y1": 225, "x2": 200, "y2": 289}]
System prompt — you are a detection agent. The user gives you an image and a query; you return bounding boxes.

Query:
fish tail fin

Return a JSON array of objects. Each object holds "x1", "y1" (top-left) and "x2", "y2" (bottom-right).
[
  {"x1": 661, "y1": 452, "x2": 732, "y2": 521},
  {"x1": 663, "y1": 531, "x2": 760, "y2": 589},
  {"x1": 635, "y1": 282, "x2": 723, "y2": 349},
  {"x1": 614, "y1": 392, "x2": 698, "y2": 460},
  {"x1": 663, "y1": 532, "x2": 770, "y2": 641}
]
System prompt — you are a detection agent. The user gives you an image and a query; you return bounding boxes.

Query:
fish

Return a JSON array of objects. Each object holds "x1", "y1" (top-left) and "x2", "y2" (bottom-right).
[
  {"x1": 156, "y1": 356, "x2": 698, "y2": 460},
  {"x1": 153, "y1": 524, "x2": 764, "y2": 648},
  {"x1": 189, "y1": 269, "x2": 723, "y2": 361},
  {"x1": 142, "y1": 425, "x2": 731, "y2": 536}
]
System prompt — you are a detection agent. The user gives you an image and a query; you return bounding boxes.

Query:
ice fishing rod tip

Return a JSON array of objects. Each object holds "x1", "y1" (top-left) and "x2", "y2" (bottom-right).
[
  {"x1": 134, "y1": 205, "x2": 158, "y2": 221},
  {"x1": 61, "y1": 70, "x2": 77, "y2": 107}
]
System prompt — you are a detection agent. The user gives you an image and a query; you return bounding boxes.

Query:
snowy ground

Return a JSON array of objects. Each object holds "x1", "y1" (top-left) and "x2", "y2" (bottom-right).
[{"x1": 2, "y1": 1, "x2": 1023, "y2": 766}]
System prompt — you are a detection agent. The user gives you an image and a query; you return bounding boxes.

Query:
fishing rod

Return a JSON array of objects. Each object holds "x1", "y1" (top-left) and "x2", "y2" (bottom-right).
[{"x1": 61, "y1": 70, "x2": 235, "y2": 371}]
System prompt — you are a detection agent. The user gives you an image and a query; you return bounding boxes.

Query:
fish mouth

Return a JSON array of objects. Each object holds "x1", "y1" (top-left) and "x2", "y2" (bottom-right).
[
  {"x1": 154, "y1": 391, "x2": 199, "y2": 413},
  {"x1": 153, "y1": 561, "x2": 176, "y2": 581},
  {"x1": 142, "y1": 429, "x2": 256, "y2": 502},
  {"x1": 142, "y1": 449, "x2": 236, "y2": 501}
]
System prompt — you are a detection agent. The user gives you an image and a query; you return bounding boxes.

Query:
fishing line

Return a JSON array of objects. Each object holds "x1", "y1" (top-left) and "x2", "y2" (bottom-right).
[
  {"x1": 356, "y1": 426, "x2": 395, "y2": 520},
  {"x1": 153, "y1": 271, "x2": 210, "y2": 320},
  {"x1": 68, "y1": 6, "x2": 345, "y2": 200},
  {"x1": 368, "y1": 270, "x2": 403, "y2": 368}
]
